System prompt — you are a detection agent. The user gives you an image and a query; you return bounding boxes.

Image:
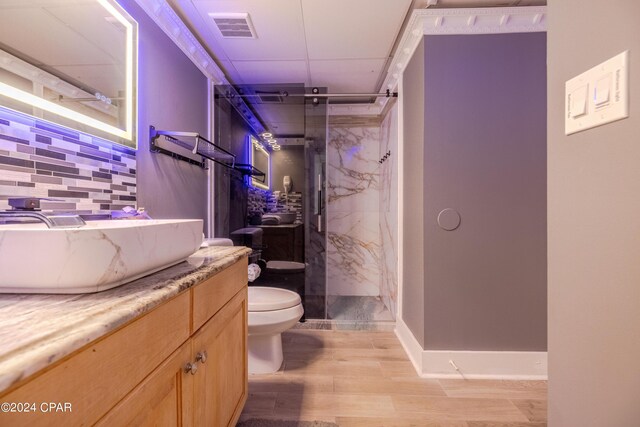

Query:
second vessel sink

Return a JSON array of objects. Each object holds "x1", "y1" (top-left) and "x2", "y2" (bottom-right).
[{"x1": 0, "y1": 219, "x2": 203, "y2": 294}]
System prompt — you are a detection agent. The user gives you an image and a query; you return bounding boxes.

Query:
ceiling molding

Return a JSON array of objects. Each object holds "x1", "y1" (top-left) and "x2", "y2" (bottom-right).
[
  {"x1": 134, "y1": 0, "x2": 227, "y2": 84},
  {"x1": 371, "y1": 5, "x2": 547, "y2": 115},
  {"x1": 133, "y1": 0, "x2": 265, "y2": 134},
  {"x1": 136, "y1": 1, "x2": 546, "y2": 121}
]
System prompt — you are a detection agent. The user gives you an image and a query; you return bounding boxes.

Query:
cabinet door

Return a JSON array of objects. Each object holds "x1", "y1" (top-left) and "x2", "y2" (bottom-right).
[
  {"x1": 192, "y1": 288, "x2": 247, "y2": 427},
  {"x1": 95, "y1": 341, "x2": 194, "y2": 427}
]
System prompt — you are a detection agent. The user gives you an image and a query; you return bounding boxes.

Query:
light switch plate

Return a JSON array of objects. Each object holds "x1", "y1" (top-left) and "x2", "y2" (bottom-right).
[{"x1": 565, "y1": 51, "x2": 629, "y2": 135}]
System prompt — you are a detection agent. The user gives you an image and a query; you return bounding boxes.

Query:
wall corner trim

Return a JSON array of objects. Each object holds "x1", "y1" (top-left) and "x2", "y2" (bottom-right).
[{"x1": 396, "y1": 318, "x2": 548, "y2": 380}]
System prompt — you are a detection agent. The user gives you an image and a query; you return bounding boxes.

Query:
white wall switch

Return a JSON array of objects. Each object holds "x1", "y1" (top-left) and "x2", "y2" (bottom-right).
[
  {"x1": 569, "y1": 84, "x2": 588, "y2": 118},
  {"x1": 565, "y1": 51, "x2": 629, "y2": 135}
]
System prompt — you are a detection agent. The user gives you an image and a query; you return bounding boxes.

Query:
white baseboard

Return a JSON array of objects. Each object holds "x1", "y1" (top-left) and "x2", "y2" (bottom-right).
[
  {"x1": 394, "y1": 317, "x2": 424, "y2": 373},
  {"x1": 395, "y1": 318, "x2": 547, "y2": 380}
]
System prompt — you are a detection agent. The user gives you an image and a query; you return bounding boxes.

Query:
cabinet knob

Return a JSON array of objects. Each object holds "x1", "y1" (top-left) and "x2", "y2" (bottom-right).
[
  {"x1": 184, "y1": 362, "x2": 198, "y2": 375},
  {"x1": 196, "y1": 351, "x2": 207, "y2": 364}
]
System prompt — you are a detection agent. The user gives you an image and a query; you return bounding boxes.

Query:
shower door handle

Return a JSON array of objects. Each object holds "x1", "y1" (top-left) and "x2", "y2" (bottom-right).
[
  {"x1": 316, "y1": 173, "x2": 323, "y2": 233},
  {"x1": 315, "y1": 190, "x2": 322, "y2": 215}
]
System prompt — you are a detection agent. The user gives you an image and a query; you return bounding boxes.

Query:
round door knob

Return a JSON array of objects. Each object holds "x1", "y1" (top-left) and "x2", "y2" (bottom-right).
[
  {"x1": 184, "y1": 362, "x2": 197, "y2": 375},
  {"x1": 196, "y1": 351, "x2": 207, "y2": 364},
  {"x1": 437, "y1": 208, "x2": 461, "y2": 231}
]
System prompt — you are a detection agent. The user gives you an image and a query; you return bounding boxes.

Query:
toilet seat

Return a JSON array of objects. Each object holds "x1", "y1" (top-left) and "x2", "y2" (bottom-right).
[{"x1": 248, "y1": 286, "x2": 301, "y2": 311}]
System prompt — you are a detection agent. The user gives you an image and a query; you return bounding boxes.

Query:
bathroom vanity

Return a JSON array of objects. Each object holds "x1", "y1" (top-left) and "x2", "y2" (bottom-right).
[{"x1": 0, "y1": 246, "x2": 251, "y2": 426}]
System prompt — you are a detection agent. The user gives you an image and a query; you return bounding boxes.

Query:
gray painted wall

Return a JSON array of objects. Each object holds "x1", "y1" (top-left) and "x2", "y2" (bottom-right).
[
  {"x1": 271, "y1": 146, "x2": 305, "y2": 194},
  {"x1": 402, "y1": 34, "x2": 547, "y2": 351},
  {"x1": 402, "y1": 38, "x2": 426, "y2": 347},
  {"x1": 422, "y1": 33, "x2": 547, "y2": 351},
  {"x1": 548, "y1": 1, "x2": 640, "y2": 425},
  {"x1": 121, "y1": 0, "x2": 209, "y2": 232}
]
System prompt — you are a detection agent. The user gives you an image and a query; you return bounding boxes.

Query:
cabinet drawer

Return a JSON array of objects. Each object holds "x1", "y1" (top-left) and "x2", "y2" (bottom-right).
[
  {"x1": 192, "y1": 258, "x2": 247, "y2": 332},
  {"x1": 0, "y1": 291, "x2": 190, "y2": 427}
]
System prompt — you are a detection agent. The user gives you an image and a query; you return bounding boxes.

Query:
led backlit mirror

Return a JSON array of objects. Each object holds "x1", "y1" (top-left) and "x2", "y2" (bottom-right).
[
  {"x1": 249, "y1": 135, "x2": 270, "y2": 190},
  {"x1": 0, "y1": 0, "x2": 138, "y2": 148}
]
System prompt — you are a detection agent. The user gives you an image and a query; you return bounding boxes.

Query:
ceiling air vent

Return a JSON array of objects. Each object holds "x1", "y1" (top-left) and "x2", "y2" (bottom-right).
[{"x1": 209, "y1": 13, "x2": 257, "y2": 39}]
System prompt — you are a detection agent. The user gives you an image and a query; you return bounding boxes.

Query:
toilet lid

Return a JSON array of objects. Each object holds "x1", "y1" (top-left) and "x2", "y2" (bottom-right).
[{"x1": 248, "y1": 287, "x2": 301, "y2": 311}]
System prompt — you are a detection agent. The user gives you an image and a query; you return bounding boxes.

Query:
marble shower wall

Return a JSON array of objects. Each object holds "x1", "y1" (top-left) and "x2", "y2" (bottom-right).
[
  {"x1": 327, "y1": 121, "x2": 381, "y2": 298},
  {"x1": 379, "y1": 103, "x2": 399, "y2": 319},
  {"x1": 326, "y1": 107, "x2": 399, "y2": 321}
]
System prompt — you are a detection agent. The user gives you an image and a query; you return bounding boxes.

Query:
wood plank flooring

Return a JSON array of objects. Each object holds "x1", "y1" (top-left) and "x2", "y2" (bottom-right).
[{"x1": 238, "y1": 330, "x2": 547, "y2": 427}]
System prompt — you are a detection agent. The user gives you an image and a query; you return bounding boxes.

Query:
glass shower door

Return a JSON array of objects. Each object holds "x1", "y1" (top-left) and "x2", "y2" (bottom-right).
[{"x1": 303, "y1": 94, "x2": 327, "y2": 319}]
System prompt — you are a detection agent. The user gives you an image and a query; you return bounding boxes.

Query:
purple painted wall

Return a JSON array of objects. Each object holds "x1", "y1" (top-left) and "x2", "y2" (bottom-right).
[
  {"x1": 423, "y1": 33, "x2": 547, "y2": 351},
  {"x1": 403, "y1": 33, "x2": 547, "y2": 351},
  {"x1": 120, "y1": 0, "x2": 209, "y2": 231}
]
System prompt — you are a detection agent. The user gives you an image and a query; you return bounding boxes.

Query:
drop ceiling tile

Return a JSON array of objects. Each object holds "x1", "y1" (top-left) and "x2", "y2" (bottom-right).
[
  {"x1": 232, "y1": 60, "x2": 308, "y2": 85},
  {"x1": 191, "y1": 0, "x2": 307, "y2": 61},
  {"x1": 301, "y1": 0, "x2": 412, "y2": 60},
  {"x1": 309, "y1": 59, "x2": 387, "y2": 93}
]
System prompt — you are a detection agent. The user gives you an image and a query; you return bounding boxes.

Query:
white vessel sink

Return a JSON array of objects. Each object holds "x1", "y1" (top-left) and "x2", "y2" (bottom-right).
[{"x1": 0, "y1": 219, "x2": 203, "y2": 294}]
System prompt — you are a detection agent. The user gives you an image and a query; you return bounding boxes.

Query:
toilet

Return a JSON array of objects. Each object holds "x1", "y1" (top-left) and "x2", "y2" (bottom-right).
[{"x1": 248, "y1": 286, "x2": 304, "y2": 374}]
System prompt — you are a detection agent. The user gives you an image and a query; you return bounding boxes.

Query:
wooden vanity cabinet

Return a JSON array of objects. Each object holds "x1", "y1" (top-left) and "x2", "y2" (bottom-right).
[
  {"x1": 0, "y1": 258, "x2": 248, "y2": 427},
  {"x1": 102, "y1": 258, "x2": 248, "y2": 427},
  {"x1": 192, "y1": 289, "x2": 248, "y2": 426},
  {"x1": 95, "y1": 341, "x2": 194, "y2": 427}
]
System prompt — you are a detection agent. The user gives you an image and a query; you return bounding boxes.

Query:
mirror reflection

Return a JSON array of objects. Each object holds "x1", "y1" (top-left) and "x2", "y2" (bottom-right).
[
  {"x1": 0, "y1": 0, "x2": 137, "y2": 147},
  {"x1": 250, "y1": 135, "x2": 270, "y2": 190}
]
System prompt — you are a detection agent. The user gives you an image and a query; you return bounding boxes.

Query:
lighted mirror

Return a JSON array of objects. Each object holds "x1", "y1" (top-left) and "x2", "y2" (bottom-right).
[
  {"x1": 0, "y1": 0, "x2": 138, "y2": 148},
  {"x1": 249, "y1": 135, "x2": 270, "y2": 190}
]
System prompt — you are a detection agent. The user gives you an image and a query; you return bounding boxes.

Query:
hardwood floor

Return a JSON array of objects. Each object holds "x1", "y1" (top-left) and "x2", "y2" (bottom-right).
[{"x1": 239, "y1": 329, "x2": 547, "y2": 427}]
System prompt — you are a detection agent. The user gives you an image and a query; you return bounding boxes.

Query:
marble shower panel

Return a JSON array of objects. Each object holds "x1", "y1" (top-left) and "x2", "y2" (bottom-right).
[
  {"x1": 327, "y1": 127, "x2": 380, "y2": 211},
  {"x1": 326, "y1": 107, "x2": 399, "y2": 322},
  {"x1": 379, "y1": 103, "x2": 399, "y2": 319},
  {"x1": 327, "y1": 124, "x2": 382, "y2": 302},
  {"x1": 327, "y1": 211, "x2": 381, "y2": 296}
]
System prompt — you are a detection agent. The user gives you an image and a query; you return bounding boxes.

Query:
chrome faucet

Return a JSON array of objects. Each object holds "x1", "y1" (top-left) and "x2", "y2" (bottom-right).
[{"x1": 0, "y1": 198, "x2": 86, "y2": 229}]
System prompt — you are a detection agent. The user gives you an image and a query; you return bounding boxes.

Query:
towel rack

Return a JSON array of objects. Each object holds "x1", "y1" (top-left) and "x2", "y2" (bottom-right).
[
  {"x1": 150, "y1": 126, "x2": 236, "y2": 169},
  {"x1": 233, "y1": 163, "x2": 266, "y2": 182},
  {"x1": 149, "y1": 126, "x2": 266, "y2": 182}
]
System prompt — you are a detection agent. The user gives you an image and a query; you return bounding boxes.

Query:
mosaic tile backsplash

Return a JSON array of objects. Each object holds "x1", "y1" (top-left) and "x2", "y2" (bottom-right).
[
  {"x1": 0, "y1": 108, "x2": 136, "y2": 213},
  {"x1": 248, "y1": 186, "x2": 303, "y2": 224}
]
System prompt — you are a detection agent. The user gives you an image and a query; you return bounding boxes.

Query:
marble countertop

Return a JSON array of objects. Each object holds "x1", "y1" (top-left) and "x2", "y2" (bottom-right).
[{"x1": 0, "y1": 245, "x2": 251, "y2": 394}]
